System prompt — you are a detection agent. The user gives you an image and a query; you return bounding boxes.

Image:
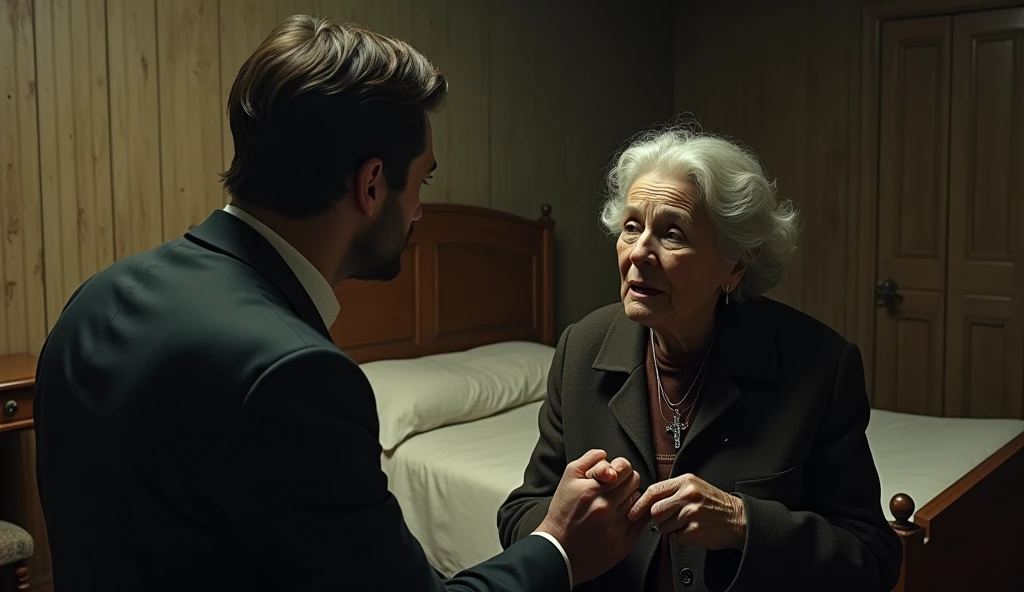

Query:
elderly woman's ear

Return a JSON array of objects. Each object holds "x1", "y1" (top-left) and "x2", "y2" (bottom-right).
[
  {"x1": 727, "y1": 259, "x2": 749, "y2": 291},
  {"x1": 726, "y1": 247, "x2": 760, "y2": 297},
  {"x1": 732, "y1": 247, "x2": 766, "y2": 299}
]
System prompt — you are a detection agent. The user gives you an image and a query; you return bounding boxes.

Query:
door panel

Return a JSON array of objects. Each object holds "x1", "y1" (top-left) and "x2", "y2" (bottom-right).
[
  {"x1": 874, "y1": 16, "x2": 952, "y2": 415},
  {"x1": 944, "y1": 7, "x2": 1024, "y2": 419}
]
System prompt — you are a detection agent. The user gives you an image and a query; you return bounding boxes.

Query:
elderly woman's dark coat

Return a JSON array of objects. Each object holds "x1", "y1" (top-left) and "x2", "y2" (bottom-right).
[{"x1": 497, "y1": 297, "x2": 903, "y2": 592}]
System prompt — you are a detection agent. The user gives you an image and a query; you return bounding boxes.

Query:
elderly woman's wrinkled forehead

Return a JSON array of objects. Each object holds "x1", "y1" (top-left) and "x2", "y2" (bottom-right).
[{"x1": 626, "y1": 173, "x2": 701, "y2": 216}]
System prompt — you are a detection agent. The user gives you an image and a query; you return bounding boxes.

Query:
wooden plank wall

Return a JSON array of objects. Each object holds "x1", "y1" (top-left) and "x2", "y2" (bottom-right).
[
  {"x1": 673, "y1": 0, "x2": 866, "y2": 337},
  {"x1": 0, "y1": 0, "x2": 672, "y2": 586},
  {"x1": 2, "y1": 0, "x2": 673, "y2": 345}
]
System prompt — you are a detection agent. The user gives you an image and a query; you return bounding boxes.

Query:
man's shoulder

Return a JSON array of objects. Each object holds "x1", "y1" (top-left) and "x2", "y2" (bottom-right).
[
  {"x1": 177, "y1": 299, "x2": 346, "y2": 400},
  {"x1": 237, "y1": 343, "x2": 379, "y2": 435},
  {"x1": 49, "y1": 236, "x2": 339, "y2": 387},
  {"x1": 68, "y1": 238, "x2": 187, "y2": 294},
  {"x1": 247, "y1": 345, "x2": 365, "y2": 396}
]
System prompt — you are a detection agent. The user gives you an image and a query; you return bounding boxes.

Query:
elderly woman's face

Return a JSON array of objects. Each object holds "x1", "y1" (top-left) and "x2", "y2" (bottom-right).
[{"x1": 616, "y1": 173, "x2": 742, "y2": 330}]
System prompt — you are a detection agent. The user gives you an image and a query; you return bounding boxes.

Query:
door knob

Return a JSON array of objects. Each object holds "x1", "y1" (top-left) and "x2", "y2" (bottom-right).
[{"x1": 875, "y1": 278, "x2": 902, "y2": 310}]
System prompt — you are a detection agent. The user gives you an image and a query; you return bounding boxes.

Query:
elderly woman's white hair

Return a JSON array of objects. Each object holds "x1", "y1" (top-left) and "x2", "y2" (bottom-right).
[{"x1": 599, "y1": 125, "x2": 802, "y2": 303}]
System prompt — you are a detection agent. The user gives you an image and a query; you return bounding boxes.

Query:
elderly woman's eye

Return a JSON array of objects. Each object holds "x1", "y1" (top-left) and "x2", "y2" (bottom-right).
[
  {"x1": 623, "y1": 221, "x2": 641, "y2": 233},
  {"x1": 667, "y1": 230, "x2": 685, "y2": 241}
]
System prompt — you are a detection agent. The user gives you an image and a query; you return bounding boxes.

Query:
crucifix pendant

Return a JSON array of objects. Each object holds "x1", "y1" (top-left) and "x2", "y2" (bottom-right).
[{"x1": 666, "y1": 408, "x2": 685, "y2": 449}]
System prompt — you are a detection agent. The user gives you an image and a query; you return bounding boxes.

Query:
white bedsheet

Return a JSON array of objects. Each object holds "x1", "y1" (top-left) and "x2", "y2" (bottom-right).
[
  {"x1": 866, "y1": 409, "x2": 1024, "y2": 521},
  {"x1": 382, "y1": 402, "x2": 1024, "y2": 576},
  {"x1": 382, "y1": 401, "x2": 546, "y2": 576}
]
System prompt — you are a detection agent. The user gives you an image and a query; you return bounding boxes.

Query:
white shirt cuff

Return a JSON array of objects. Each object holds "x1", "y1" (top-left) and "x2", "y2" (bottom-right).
[{"x1": 530, "y1": 531, "x2": 573, "y2": 589}]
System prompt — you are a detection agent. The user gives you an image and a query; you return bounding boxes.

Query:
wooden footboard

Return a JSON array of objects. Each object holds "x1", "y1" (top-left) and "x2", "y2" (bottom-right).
[{"x1": 888, "y1": 432, "x2": 1024, "y2": 592}]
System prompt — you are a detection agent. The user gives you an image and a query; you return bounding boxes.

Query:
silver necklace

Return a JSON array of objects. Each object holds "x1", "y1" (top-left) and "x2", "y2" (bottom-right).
[
  {"x1": 650, "y1": 328, "x2": 714, "y2": 449},
  {"x1": 651, "y1": 329, "x2": 714, "y2": 409}
]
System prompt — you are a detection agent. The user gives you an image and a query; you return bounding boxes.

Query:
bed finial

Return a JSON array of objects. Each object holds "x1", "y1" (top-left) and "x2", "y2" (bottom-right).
[
  {"x1": 540, "y1": 204, "x2": 552, "y2": 220},
  {"x1": 889, "y1": 493, "x2": 916, "y2": 530}
]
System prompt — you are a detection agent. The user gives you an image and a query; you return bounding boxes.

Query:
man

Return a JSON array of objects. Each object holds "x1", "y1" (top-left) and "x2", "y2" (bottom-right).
[{"x1": 33, "y1": 14, "x2": 646, "y2": 592}]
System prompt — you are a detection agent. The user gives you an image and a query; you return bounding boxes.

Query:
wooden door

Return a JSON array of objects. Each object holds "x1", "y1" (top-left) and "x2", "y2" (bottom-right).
[
  {"x1": 874, "y1": 7, "x2": 1024, "y2": 419},
  {"x1": 943, "y1": 7, "x2": 1024, "y2": 418},
  {"x1": 874, "y1": 16, "x2": 952, "y2": 415}
]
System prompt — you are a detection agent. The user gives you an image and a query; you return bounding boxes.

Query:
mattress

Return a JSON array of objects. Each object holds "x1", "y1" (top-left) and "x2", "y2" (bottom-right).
[
  {"x1": 866, "y1": 409, "x2": 1024, "y2": 521},
  {"x1": 382, "y1": 402, "x2": 1024, "y2": 576},
  {"x1": 381, "y1": 401, "x2": 545, "y2": 577}
]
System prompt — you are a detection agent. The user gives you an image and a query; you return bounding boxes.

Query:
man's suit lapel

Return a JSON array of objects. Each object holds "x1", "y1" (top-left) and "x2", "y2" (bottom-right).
[{"x1": 184, "y1": 209, "x2": 332, "y2": 340}]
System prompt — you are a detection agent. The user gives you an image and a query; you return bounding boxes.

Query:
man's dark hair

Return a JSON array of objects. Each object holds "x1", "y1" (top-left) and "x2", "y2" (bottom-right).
[{"x1": 221, "y1": 14, "x2": 447, "y2": 217}]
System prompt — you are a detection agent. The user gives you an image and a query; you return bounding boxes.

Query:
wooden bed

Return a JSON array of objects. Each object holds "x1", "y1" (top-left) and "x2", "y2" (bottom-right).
[
  {"x1": 329, "y1": 203, "x2": 556, "y2": 363},
  {"x1": 326, "y1": 203, "x2": 1024, "y2": 592},
  {"x1": 887, "y1": 434, "x2": 1024, "y2": 592}
]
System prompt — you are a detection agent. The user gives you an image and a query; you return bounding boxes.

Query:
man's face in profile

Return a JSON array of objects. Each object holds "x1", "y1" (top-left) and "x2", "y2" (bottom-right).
[
  {"x1": 348, "y1": 113, "x2": 434, "y2": 282},
  {"x1": 348, "y1": 192, "x2": 412, "y2": 281}
]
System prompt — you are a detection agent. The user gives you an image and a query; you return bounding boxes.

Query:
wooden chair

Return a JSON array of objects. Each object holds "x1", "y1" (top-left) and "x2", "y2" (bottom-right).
[{"x1": 0, "y1": 520, "x2": 32, "y2": 591}]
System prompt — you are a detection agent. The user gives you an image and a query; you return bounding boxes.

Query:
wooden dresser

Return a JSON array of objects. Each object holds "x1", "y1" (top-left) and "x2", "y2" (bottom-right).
[
  {"x1": 0, "y1": 353, "x2": 44, "y2": 591},
  {"x1": 0, "y1": 354, "x2": 37, "y2": 433}
]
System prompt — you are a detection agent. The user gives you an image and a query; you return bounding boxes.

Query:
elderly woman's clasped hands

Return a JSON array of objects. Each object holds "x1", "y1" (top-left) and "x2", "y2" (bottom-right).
[{"x1": 586, "y1": 459, "x2": 747, "y2": 551}]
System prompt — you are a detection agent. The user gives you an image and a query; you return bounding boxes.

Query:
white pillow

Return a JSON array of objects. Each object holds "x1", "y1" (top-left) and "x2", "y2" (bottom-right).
[{"x1": 360, "y1": 341, "x2": 555, "y2": 451}]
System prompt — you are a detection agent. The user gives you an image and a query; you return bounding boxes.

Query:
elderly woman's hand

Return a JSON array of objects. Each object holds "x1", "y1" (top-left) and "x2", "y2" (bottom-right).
[{"x1": 628, "y1": 473, "x2": 747, "y2": 551}]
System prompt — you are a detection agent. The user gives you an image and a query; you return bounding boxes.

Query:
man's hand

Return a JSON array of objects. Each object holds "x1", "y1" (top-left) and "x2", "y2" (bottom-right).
[
  {"x1": 584, "y1": 456, "x2": 637, "y2": 486},
  {"x1": 628, "y1": 473, "x2": 747, "y2": 551},
  {"x1": 535, "y1": 450, "x2": 646, "y2": 585}
]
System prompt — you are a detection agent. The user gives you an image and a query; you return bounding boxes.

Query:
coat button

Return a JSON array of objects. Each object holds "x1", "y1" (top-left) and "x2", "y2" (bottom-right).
[
  {"x1": 649, "y1": 521, "x2": 658, "y2": 533},
  {"x1": 721, "y1": 434, "x2": 729, "y2": 444},
  {"x1": 680, "y1": 567, "x2": 694, "y2": 586}
]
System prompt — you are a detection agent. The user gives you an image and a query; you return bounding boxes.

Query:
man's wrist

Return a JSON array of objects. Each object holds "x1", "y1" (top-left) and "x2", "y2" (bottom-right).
[
  {"x1": 531, "y1": 522, "x2": 573, "y2": 589},
  {"x1": 533, "y1": 519, "x2": 567, "y2": 551}
]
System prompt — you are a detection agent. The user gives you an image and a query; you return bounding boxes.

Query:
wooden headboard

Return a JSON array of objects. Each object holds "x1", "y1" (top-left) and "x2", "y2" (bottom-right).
[{"x1": 329, "y1": 203, "x2": 555, "y2": 363}]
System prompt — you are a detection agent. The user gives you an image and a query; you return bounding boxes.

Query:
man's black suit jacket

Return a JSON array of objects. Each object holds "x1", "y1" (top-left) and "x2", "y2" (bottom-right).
[{"x1": 34, "y1": 209, "x2": 568, "y2": 591}]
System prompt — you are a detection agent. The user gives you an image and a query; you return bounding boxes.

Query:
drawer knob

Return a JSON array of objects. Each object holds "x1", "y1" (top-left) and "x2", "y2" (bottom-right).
[{"x1": 3, "y1": 399, "x2": 17, "y2": 418}]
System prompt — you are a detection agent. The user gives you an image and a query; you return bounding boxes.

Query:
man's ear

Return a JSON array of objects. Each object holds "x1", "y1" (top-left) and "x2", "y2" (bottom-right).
[{"x1": 353, "y1": 158, "x2": 385, "y2": 217}]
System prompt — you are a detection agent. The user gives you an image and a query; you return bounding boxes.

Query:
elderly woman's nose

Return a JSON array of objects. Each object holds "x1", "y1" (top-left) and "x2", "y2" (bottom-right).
[{"x1": 629, "y1": 235, "x2": 657, "y2": 266}]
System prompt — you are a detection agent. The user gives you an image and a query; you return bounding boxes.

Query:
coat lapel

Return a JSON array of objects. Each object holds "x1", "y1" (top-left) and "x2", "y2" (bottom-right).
[
  {"x1": 184, "y1": 209, "x2": 332, "y2": 340},
  {"x1": 677, "y1": 300, "x2": 779, "y2": 461},
  {"x1": 594, "y1": 301, "x2": 781, "y2": 482},
  {"x1": 676, "y1": 359, "x2": 741, "y2": 455},
  {"x1": 607, "y1": 368, "x2": 657, "y2": 482},
  {"x1": 593, "y1": 311, "x2": 657, "y2": 483},
  {"x1": 590, "y1": 301, "x2": 781, "y2": 586}
]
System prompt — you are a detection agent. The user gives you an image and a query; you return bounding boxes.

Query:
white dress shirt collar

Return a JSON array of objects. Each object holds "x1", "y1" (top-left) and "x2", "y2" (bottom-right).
[{"x1": 222, "y1": 204, "x2": 340, "y2": 329}]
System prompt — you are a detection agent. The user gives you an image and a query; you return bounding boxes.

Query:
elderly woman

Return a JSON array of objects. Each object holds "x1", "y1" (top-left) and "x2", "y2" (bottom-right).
[{"x1": 497, "y1": 127, "x2": 902, "y2": 591}]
